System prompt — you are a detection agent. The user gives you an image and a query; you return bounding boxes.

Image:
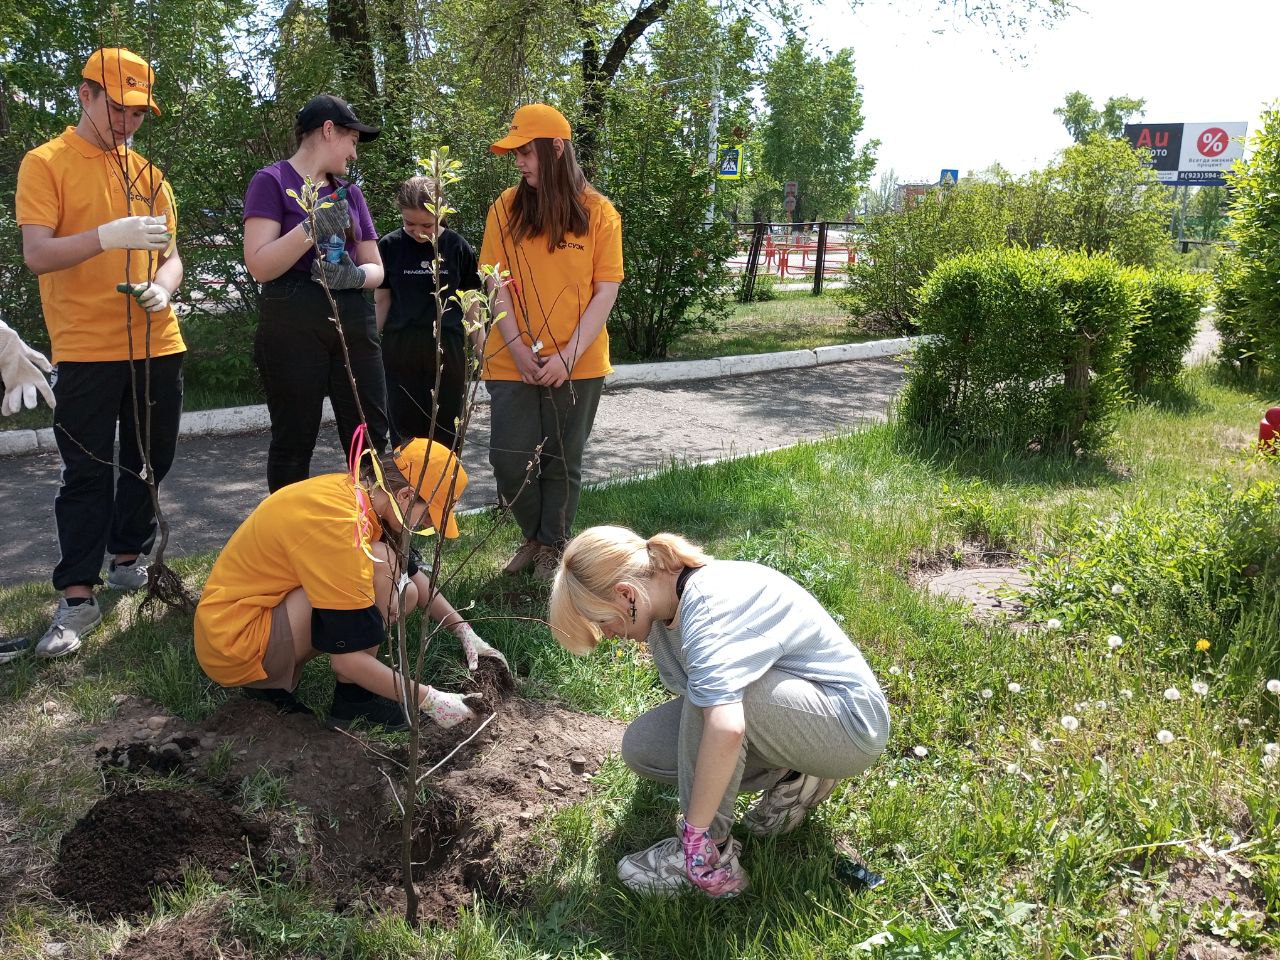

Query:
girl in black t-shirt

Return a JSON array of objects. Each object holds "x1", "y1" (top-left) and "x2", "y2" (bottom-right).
[{"x1": 375, "y1": 176, "x2": 482, "y2": 450}]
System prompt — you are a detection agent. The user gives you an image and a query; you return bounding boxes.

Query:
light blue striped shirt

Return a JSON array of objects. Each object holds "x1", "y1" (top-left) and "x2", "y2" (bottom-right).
[{"x1": 646, "y1": 560, "x2": 890, "y2": 754}]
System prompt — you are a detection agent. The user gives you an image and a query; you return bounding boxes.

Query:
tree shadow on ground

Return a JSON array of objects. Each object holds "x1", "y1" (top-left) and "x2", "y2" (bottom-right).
[
  {"x1": 1208, "y1": 364, "x2": 1280, "y2": 405},
  {"x1": 891, "y1": 422, "x2": 1127, "y2": 492},
  {"x1": 1130, "y1": 381, "x2": 1210, "y2": 415}
]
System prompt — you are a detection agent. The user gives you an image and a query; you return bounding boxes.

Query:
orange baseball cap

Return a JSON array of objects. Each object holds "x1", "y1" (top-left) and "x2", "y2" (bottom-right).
[
  {"x1": 82, "y1": 47, "x2": 160, "y2": 116},
  {"x1": 490, "y1": 103, "x2": 572, "y2": 154},
  {"x1": 392, "y1": 438, "x2": 468, "y2": 539}
]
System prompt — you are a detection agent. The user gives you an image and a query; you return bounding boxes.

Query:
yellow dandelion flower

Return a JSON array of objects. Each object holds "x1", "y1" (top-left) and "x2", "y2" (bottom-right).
[{"x1": 1196, "y1": 639, "x2": 1210, "y2": 652}]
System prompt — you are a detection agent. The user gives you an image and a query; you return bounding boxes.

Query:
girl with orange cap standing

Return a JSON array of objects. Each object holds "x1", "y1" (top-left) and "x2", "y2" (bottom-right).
[{"x1": 480, "y1": 104, "x2": 624, "y2": 581}]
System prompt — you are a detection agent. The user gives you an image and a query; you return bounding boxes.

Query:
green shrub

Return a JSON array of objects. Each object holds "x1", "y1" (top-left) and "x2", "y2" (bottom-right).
[
  {"x1": 901, "y1": 247, "x2": 1133, "y2": 451},
  {"x1": 1022, "y1": 479, "x2": 1280, "y2": 667},
  {"x1": 749, "y1": 273, "x2": 777, "y2": 302},
  {"x1": 839, "y1": 180, "x2": 1015, "y2": 334},
  {"x1": 1218, "y1": 105, "x2": 1280, "y2": 377},
  {"x1": 1121, "y1": 268, "x2": 1208, "y2": 391}
]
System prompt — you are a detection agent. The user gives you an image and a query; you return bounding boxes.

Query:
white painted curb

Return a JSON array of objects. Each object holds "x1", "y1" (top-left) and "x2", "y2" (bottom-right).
[{"x1": 1, "y1": 336, "x2": 918, "y2": 456}]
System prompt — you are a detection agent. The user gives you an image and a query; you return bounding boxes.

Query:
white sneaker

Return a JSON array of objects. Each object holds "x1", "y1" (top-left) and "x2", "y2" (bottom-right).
[
  {"x1": 617, "y1": 835, "x2": 749, "y2": 897},
  {"x1": 36, "y1": 598, "x2": 102, "y2": 659},
  {"x1": 106, "y1": 558, "x2": 150, "y2": 591},
  {"x1": 742, "y1": 771, "x2": 836, "y2": 836}
]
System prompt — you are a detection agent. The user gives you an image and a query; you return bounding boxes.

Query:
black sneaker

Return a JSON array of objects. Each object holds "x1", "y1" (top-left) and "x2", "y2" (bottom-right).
[
  {"x1": 329, "y1": 689, "x2": 410, "y2": 731},
  {"x1": 242, "y1": 687, "x2": 311, "y2": 715}
]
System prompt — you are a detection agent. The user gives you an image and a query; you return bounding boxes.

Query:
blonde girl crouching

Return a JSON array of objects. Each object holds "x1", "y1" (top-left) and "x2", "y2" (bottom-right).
[{"x1": 549, "y1": 525, "x2": 890, "y2": 898}]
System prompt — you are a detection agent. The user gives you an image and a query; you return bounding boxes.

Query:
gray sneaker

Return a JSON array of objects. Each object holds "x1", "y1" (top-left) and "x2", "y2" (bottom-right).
[
  {"x1": 617, "y1": 835, "x2": 748, "y2": 897},
  {"x1": 106, "y1": 558, "x2": 150, "y2": 591},
  {"x1": 36, "y1": 598, "x2": 102, "y2": 659},
  {"x1": 742, "y1": 772, "x2": 836, "y2": 836}
]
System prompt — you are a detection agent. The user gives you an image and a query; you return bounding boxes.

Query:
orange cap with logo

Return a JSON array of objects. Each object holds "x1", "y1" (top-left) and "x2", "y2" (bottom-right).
[
  {"x1": 490, "y1": 103, "x2": 572, "y2": 154},
  {"x1": 82, "y1": 47, "x2": 160, "y2": 116},
  {"x1": 391, "y1": 438, "x2": 468, "y2": 539}
]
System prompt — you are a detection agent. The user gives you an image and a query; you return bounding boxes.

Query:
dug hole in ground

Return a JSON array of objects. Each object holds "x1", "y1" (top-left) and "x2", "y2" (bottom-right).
[{"x1": 53, "y1": 659, "x2": 624, "y2": 931}]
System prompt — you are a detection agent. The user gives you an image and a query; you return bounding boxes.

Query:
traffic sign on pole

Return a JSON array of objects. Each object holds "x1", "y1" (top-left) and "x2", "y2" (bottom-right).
[{"x1": 717, "y1": 144, "x2": 745, "y2": 179}]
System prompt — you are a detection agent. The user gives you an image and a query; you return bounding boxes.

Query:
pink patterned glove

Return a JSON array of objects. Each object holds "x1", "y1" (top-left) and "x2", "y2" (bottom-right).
[
  {"x1": 455, "y1": 623, "x2": 509, "y2": 673},
  {"x1": 679, "y1": 820, "x2": 747, "y2": 898},
  {"x1": 422, "y1": 686, "x2": 477, "y2": 728}
]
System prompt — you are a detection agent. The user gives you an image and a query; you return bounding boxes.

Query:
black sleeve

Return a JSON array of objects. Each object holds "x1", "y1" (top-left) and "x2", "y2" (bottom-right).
[
  {"x1": 377, "y1": 233, "x2": 395, "y2": 289},
  {"x1": 454, "y1": 232, "x2": 482, "y2": 291},
  {"x1": 311, "y1": 605, "x2": 385, "y2": 654}
]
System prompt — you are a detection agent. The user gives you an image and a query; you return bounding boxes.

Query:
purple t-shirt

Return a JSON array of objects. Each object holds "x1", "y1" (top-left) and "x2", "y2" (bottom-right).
[{"x1": 243, "y1": 160, "x2": 377, "y2": 274}]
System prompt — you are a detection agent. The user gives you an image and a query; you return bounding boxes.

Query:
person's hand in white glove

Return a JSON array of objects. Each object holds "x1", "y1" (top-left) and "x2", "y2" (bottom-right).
[
  {"x1": 422, "y1": 686, "x2": 483, "y2": 728},
  {"x1": 455, "y1": 623, "x2": 510, "y2": 673},
  {"x1": 97, "y1": 215, "x2": 170, "y2": 252},
  {"x1": 0, "y1": 320, "x2": 55, "y2": 416},
  {"x1": 116, "y1": 282, "x2": 171, "y2": 313}
]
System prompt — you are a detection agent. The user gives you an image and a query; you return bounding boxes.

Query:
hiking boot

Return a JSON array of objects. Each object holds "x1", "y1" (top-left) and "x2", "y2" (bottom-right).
[
  {"x1": 329, "y1": 687, "x2": 410, "y2": 732},
  {"x1": 35, "y1": 598, "x2": 102, "y2": 660},
  {"x1": 741, "y1": 771, "x2": 836, "y2": 836},
  {"x1": 617, "y1": 835, "x2": 749, "y2": 898},
  {"x1": 106, "y1": 557, "x2": 150, "y2": 591},
  {"x1": 532, "y1": 546, "x2": 562, "y2": 583},
  {"x1": 242, "y1": 687, "x2": 311, "y2": 716},
  {"x1": 503, "y1": 540, "x2": 544, "y2": 576},
  {"x1": 0, "y1": 635, "x2": 34, "y2": 665}
]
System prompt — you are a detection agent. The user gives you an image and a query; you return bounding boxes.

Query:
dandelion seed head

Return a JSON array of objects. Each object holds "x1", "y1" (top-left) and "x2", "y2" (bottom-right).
[
  {"x1": 1095, "y1": 701, "x2": 1108, "y2": 711},
  {"x1": 1007, "y1": 682, "x2": 1022, "y2": 694},
  {"x1": 1060, "y1": 715, "x2": 1080, "y2": 732},
  {"x1": 1164, "y1": 687, "x2": 1181, "y2": 701},
  {"x1": 1263, "y1": 754, "x2": 1279, "y2": 770},
  {"x1": 1267, "y1": 679, "x2": 1280, "y2": 695},
  {"x1": 1191, "y1": 680, "x2": 1209, "y2": 696},
  {"x1": 889, "y1": 665, "x2": 902, "y2": 676},
  {"x1": 1120, "y1": 689, "x2": 1134, "y2": 699},
  {"x1": 887, "y1": 779, "x2": 899, "y2": 789},
  {"x1": 1111, "y1": 583, "x2": 1125, "y2": 596},
  {"x1": 1005, "y1": 762, "x2": 1019, "y2": 774},
  {"x1": 912, "y1": 745, "x2": 928, "y2": 758},
  {"x1": 1156, "y1": 729, "x2": 1175, "y2": 745},
  {"x1": 1045, "y1": 618, "x2": 1062, "y2": 631},
  {"x1": 1264, "y1": 743, "x2": 1279, "y2": 758},
  {"x1": 980, "y1": 688, "x2": 993, "y2": 700},
  {"x1": 1029, "y1": 737, "x2": 1044, "y2": 753},
  {"x1": 1107, "y1": 635, "x2": 1123, "y2": 649}
]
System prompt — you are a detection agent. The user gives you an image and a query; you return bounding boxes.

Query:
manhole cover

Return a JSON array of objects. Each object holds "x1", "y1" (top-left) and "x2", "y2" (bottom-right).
[{"x1": 924, "y1": 566, "x2": 1031, "y2": 620}]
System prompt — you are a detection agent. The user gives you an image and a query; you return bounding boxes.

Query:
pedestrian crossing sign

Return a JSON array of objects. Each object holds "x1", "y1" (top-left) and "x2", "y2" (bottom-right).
[{"x1": 718, "y1": 144, "x2": 745, "y2": 180}]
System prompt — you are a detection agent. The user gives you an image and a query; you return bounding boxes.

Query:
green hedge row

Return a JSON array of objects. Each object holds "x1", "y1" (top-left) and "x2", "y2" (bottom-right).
[{"x1": 901, "y1": 248, "x2": 1206, "y2": 451}]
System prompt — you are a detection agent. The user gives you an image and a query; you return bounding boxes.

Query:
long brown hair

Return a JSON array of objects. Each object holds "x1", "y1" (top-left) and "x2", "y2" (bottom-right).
[{"x1": 508, "y1": 138, "x2": 595, "y2": 252}]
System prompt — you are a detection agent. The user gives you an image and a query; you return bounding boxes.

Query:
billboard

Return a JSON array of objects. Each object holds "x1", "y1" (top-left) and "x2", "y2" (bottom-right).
[{"x1": 1123, "y1": 121, "x2": 1247, "y2": 186}]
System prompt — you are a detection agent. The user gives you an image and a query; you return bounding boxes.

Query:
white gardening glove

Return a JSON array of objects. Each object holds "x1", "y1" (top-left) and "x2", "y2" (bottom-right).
[
  {"x1": 0, "y1": 321, "x2": 55, "y2": 416},
  {"x1": 422, "y1": 686, "x2": 480, "y2": 729},
  {"x1": 118, "y1": 281, "x2": 171, "y2": 313},
  {"x1": 455, "y1": 623, "x2": 510, "y2": 673},
  {"x1": 97, "y1": 215, "x2": 170, "y2": 252}
]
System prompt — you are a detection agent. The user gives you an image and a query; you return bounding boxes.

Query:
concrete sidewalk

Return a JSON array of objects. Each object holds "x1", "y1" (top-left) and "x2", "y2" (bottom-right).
[{"x1": 0, "y1": 357, "x2": 904, "y2": 587}]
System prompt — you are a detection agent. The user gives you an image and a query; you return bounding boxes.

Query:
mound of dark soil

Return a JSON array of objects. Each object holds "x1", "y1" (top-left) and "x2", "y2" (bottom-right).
[{"x1": 53, "y1": 789, "x2": 267, "y2": 918}]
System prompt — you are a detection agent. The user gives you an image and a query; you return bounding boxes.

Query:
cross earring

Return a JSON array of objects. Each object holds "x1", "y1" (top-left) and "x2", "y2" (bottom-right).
[{"x1": 629, "y1": 599, "x2": 637, "y2": 623}]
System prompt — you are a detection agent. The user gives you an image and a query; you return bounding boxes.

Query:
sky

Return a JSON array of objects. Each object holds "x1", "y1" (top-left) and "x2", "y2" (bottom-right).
[{"x1": 806, "y1": 0, "x2": 1280, "y2": 184}]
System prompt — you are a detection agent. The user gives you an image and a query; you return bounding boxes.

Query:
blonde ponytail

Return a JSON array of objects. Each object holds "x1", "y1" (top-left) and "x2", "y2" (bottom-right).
[{"x1": 549, "y1": 526, "x2": 712, "y2": 655}]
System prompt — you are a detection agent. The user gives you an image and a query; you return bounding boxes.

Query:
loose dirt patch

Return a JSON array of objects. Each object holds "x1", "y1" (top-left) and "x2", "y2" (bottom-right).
[
  {"x1": 87, "y1": 674, "x2": 625, "y2": 924},
  {"x1": 1162, "y1": 856, "x2": 1276, "y2": 960},
  {"x1": 907, "y1": 542, "x2": 1031, "y2": 626},
  {"x1": 52, "y1": 789, "x2": 267, "y2": 918}
]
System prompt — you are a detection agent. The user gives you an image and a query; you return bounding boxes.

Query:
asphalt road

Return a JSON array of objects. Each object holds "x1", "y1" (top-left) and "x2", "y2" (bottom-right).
[{"x1": 0, "y1": 358, "x2": 904, "y2": 587}]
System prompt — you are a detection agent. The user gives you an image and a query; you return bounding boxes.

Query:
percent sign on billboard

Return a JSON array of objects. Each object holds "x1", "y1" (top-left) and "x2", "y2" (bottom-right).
[{"x1": 1124, "y1": 121, "x2": 1247, "y2": 186}]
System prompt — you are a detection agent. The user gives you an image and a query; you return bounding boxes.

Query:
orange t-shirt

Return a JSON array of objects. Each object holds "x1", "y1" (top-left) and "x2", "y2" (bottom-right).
[
  {"x1": 194, "y1": 474, "x2": 382, "y2": 687},
  {"x1": 478, "y1": 187, "x2": 624, "y2": 381},
  {"x1": 15, "y1": 127, "x2": 184, "y2": 363}
]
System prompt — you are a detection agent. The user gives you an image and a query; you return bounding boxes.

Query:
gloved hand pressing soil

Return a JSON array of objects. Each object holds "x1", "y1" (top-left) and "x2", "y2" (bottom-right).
[{"x1": 454, "y1": 623, "x2": 510, "y2": 674}]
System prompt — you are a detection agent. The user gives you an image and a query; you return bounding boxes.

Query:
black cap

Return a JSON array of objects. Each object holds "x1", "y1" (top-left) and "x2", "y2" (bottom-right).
[{"x1": 296, "y1": 94, "x2": 380, "y2": 142}]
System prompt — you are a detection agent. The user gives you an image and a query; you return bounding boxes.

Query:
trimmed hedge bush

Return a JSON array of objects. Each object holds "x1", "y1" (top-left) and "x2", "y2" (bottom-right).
[
  {"x1": 901, "y1": 248, "x2": 1133, "y2": 451},
  {"x1": 1122, "y1": 268, "x2": 1207, "y2": 392}
]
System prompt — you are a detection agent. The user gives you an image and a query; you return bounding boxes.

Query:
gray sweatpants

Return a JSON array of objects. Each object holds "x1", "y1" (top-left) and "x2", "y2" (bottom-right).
[
  {"x1": 621, "y1": 669, "x2": 885, "y2": 840},
  {"x1": 486, "y1": 377, "x2": 604, "y2": 548}
]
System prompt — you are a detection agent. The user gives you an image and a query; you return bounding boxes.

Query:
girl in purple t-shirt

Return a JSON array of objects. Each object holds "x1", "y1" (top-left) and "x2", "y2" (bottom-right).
[{"x1": 242, "y1": 94, "x2": 391, "y2": 493}]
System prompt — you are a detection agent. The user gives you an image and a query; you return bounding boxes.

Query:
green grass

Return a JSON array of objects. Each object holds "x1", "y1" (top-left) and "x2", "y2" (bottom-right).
[
  {"x1": 663, "y1": 290, "x2": 867, "y2": 361},
  {"x1": 2, "y1": 365, "x2": 1279, "y2": 959}
]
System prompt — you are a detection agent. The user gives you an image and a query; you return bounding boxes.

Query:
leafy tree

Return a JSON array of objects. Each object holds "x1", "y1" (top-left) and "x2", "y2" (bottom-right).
[
  {"x1": 1027, "y1": 134, "x2": 1173, "y2": 267},
  {"x1": 759, "y1": 36, "x2": 876, "y2": 223},
  {"x1": 1217, "y1": 103, "x2": 1280, "y2": 375},
  {"x1": 1054, "y1": 90, "x2": 1146, "y2": 142}
]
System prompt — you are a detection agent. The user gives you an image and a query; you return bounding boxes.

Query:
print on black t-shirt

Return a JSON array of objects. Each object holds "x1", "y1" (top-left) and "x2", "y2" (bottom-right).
[{"x1": 376, "y1": 227, "x2": 482, "y2": 335}]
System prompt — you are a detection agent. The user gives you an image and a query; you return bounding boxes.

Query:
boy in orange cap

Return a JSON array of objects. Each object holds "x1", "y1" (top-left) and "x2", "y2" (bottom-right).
[
  {"x1": 9, "y1": 47, "x2": 185, "y2": 665},
  {"x1": 195, "y1": 438, "x2": 507, "y2": 729}
]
